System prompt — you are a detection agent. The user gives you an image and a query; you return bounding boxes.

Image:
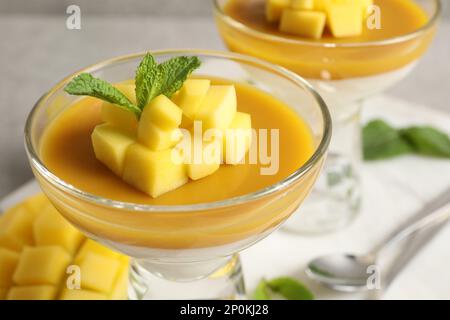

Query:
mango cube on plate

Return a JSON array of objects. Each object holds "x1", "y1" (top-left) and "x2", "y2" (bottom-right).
[
  {"x1": 91, "y1": 124, "x2": 136, "y2": 176},
  {"x1": 195, "y1": 85, "x2": 237, "y2": 130},
  {"x1": 140, "y1": 95, "x2": 182, "y2": 130},
  {"x1": 291, "y1": 0, "x2": 314, "y2": 10},
  {"x1": 0, "y1": 204, "x2": 36, "y2": 251},
  {"x1": 173, "y1": 79, "x2": 210, "y2": 120},
  {"x1": 123, "y1": 143, "x2": 188, "y2": 198},
  {"x1": 326, "y1": 3, "x2": 364, "y2": 37},
  {"x1": 279, "y1": 9, "x2": 326, "y2": 39},
  {"x1": 7, "y1": 285, "x2": 57, "y2": 300},
  {"x1": 77, "y1": 252, "x2": 121, "y2": 293},
  {"x1": 74, "y1": 239, "x2": 121, "y2": 263},
  {"x1": 223, "y1": 112, "x2": 252, "y2": 165},
  {"x1": 266, "y1": 0, "x2": 291, "y2": 22},
  {"x1": 33, "y1": 205, "x2": 84, "y2": 254},
  {"x1": 138, "y1": 123, "x2": 183, "y2": 151},
  {"x1": 13, "y1": 246, "x2": 71, "y2": 286},
  {"x1": 0, "y1": 248, "x2": 19, "y2": 287}
]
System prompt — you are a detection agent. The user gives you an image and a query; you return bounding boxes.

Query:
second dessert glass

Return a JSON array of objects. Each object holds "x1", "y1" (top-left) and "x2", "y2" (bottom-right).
[
  {"x1": 25, "y1": 50, "x2": 331, "y2": 299},
  {"x1": 214, "y1": 0, "x2": 442, "y2": 233}
]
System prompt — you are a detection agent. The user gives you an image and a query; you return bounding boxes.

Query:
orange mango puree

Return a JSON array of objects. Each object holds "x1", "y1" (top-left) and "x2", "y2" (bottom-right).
[
  {"x1": 218, "y1": 0, "x2": 434, "y2": 79},
  {"x1": 37, "y1": 80, "x2": 320, "y2": 249}
]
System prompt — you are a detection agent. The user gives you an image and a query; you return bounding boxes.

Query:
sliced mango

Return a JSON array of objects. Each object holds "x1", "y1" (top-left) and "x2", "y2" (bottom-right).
[
  {"x1": 74, "y1": 239, "x2": 121, "y2": 264},
  {"x1": 326, "y1": 3, "x2": 363, "y2": 37},
  {"x1": 91, "y1": 124, "x2": 135, "y2": 176},
  {"x1": 223, "y1": 112, "x2": 252, "y2": 165},
  {"x1": 140, "y1": 95, "x2": 182, "y2": 130},
  {"x1": 33, "y1": 205, "x2": 84, "y2": 254},
  {"x1": 7, "y1": 285, "x2": 57, "y2": 300},
  {"x1": 279, "y1": 9, "x2": 326, "y2": 39},
  {"x1": 78, "y1": 252, "x2": 121, "y2": 293},
  {"x1": 0, "y1": 204, "x2": 36, "y2": 251},
  {"x1": 266, "y1": 0, "x2": 291, "y2": 22},
  {"x1": 138, "y1": 123, "x2": 183, "y2": 151},
  {"x1": 123, "y1": 143, "x2": 188, "y2": 198},
  {"x1": 291, "y1": 0, "x2": 314, "y2": 10},
  {"x1": 196, "y1": 85, "x2": 237, "y2": 130},
  {"x1": 173, "y1": 79, "x2": 210, "y2": 120},
  {"x1": 13, "y1": 246, "x2": 71, "y2": 286},
  {"x1": 0, "y1": 248, "x2": 19, "y2": 287}
]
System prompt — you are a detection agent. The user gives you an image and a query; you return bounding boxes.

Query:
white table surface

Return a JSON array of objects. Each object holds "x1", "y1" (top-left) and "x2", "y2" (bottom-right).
[{"x1": 1, "y1": 94, "x2": 449, "y2": 300}]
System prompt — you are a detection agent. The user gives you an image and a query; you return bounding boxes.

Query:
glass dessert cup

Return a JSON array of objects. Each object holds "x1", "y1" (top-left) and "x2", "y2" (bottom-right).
[
  {"x1": 214, "y1": 0, "x2": 442, "y2": 234},
  {"x1": 24, "y1": 50, "x2": 331, "y2": 299}
]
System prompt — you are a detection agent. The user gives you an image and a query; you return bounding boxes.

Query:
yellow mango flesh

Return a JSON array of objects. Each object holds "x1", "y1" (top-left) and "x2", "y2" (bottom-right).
[
  {"x1": 223, "y1": 112, "x2": 252, "y2": 165},
  {"x1": 195, "y1": 85, "x2": 237, "y2": 130},
  {"x1": 140, "y1": 95, "x2": 182, "y2": 130},
  {"x1": 184, "y1": 127, "x2": 222, "y2": 181},
  {"x1": 0, "y1": 193, "x2": 129, "y2": 300},
  {"x1": 326, "y1": 3, "x2": 364, "y2": 37},
  {"x1": 123, "y1": 143, "x2": 188, "y2": 198},
  {"x1": 266, "y1": 0, "x2": 290, "y2": 22},
  {"x1": 172, "y1": 79, "x2": 210, "y2": 120},
  {"x1": 279, "y1": 9, "x2": 326, "y2": 39},
  {"x1": 138, "y1": 123, "x2": 183, "y2": 151},
  {"x1": 91, "y1": 124, "x2": 135, "y2": 176},
  {"x1": 291, "y1": 0, "x2": 314, "y2": 10},
  {"x1": 101, "y1": 84, "x2": 138, "y2": 133}
]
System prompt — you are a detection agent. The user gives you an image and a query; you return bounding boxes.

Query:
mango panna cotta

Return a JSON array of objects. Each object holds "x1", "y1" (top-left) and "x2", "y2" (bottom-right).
[
  {"x1": 266, "y1": 0, "x2": 373, "y2": 39},
  {"x1": 66, "y1": 54, "x2": 252, "y2": 198},
  {"x1": 0, "y1": 193, "x2": 129, "y2": 300}
]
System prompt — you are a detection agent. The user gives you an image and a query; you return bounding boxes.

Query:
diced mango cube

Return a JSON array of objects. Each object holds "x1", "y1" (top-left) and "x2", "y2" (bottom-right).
[
  {"x1": 33, "y1": 205, "x2": 84, "y2": 254},
  {"x1": 195, "y1": 85, "x2": 237, "y2": 130},
  {"x1": 22, "y1": 193, "x2": 50, "y2": 217},
  {"x1": 77, "y1": 252, "x2": 120, "y2": 293},
  {"x1": 7, "y1": 285, "x2": 57, "y2": 300},
  {"x1": 91, "y1": 124, "x2": 135, "y2": 176},
  {"x1": 138, "y1": 123, "x2": 183, "y2": 151},
  {"x1": 60, "y1": 288, "x2": 108, "y2": 300},
  {"x1": 74, "y1": 239, "x2": 120, "y2": 264},
  {"x1": 0, "y1": 205, "x2": 35, "y2": 251},
  {"x1": 173, "y1": 79, "x2": 210, "y2": 120},
  {"x1": 13, "y1": 246, "x2": 71, "y2": 286},
  {"x1": 123, "y1": 143, "x2": 188, "y2": 198},
  {"x1": 314, "y1": 0, "x2": 330, "y2": 11},
  {"x1": 109, "y1": 264, "x2": 129, "y2": 300},
  {"x1": 326, "y1": 3, "x2": 363, "y2": 37},
  {"x1": 140, "y1": 95, "x2": 182, "y2": 130},
  {"x1": 266, "y1": 0, "x2": 290, "y2": 22},
  {"x1": 279, "y1": 9, "x2": 326, "y2": 39},
  {"x1": 223, "y1": 112, "x2": 252, "y2": 165},
  {"x1": 184, "y1": 127, "x2": 222, "y2": 180},
  {"x1": 0, "y1": 248, "x2": 19, "y2": 287},
  {"x1": 291, "y1": 0, "x2": 314, "y2": 10}
]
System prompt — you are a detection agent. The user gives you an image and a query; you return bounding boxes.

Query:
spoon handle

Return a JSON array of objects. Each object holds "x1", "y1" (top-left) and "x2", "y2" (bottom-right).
[{"x1": 371, "y1": 186, "x2": 450, "y2": 257}]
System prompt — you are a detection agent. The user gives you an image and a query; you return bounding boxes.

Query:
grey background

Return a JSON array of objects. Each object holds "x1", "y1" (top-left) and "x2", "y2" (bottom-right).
[{"x1": 0, "y1": 0, "x2": 449, "y2": 198}]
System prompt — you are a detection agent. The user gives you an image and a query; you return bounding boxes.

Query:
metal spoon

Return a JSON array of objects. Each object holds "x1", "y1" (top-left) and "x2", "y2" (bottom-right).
[{"x1": 306, "y1": 186, "x2": 450, "y2": 292}]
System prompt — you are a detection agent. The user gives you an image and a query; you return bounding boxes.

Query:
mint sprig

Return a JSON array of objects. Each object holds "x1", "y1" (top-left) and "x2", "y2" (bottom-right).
[
  {"x1": 253, "y1": 277, "x2": 314, "y2": 300},
  {"x1": 135, "y1": 53, "x2": 201, "y2": 108},
  {"x1": 64, "y1": 53, "x2": 201, "y2": 119},
  {"x1": 363, "y1": 119, "x2": 450, "y2": 161},
  {"x1": 64, "y1": 73, "x2": 141, "y2": 117}
]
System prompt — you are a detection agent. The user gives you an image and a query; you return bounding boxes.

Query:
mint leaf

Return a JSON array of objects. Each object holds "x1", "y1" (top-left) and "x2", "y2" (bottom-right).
[
  {"x1": 363, "y1": 120, "x2": 413, "y2": 160},
  {"x1": 400, "y1": 126, "x2": 450, "y2": 158},
  {"x1": 159, "y1": 56, "x2": 201, "y2": 97},
  {"x1": 253, "y1": 279, "x2": 271, "y2": 300},
  {"x1": 64, "y1": 73, "x2": 140, "y2": 117},
  {"x1": 267, "y1": 277, "x2": 314, "y2": 300},
  {"x1": 252, "y1": 277, "x2": 314, "y2": 300},
  {"x1": 135, "y1": 53, "x2": 163, "y2": 109},
  {"x1": 134, "y1": 54, "x2": 201, "y2": 109}
]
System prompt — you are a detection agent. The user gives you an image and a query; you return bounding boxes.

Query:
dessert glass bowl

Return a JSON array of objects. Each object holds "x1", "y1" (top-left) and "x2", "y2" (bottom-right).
[
  {"x1": 214, "y1": 0, "x2": 442, "y2": 233},
  {"x1": 25, "y1": 50, "x2": 331, "y2": 299}
]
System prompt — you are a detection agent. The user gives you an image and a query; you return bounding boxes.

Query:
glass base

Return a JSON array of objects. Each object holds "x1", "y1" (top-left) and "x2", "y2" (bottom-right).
[
  {"x1": 284, "y1": 100, "x2": 362, "y2": 234},
  {"x1": 128, "y1": 255, "x2": 246, "y2": 300}
]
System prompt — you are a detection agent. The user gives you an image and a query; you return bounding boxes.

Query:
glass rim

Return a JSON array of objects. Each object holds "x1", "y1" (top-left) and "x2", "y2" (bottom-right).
[
  {"x1": 213, "y1": 0, "x2": 442, "y2": 48},
  {"x1": 24, "y1": 49, "x2": 331, "y2": 212}
]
